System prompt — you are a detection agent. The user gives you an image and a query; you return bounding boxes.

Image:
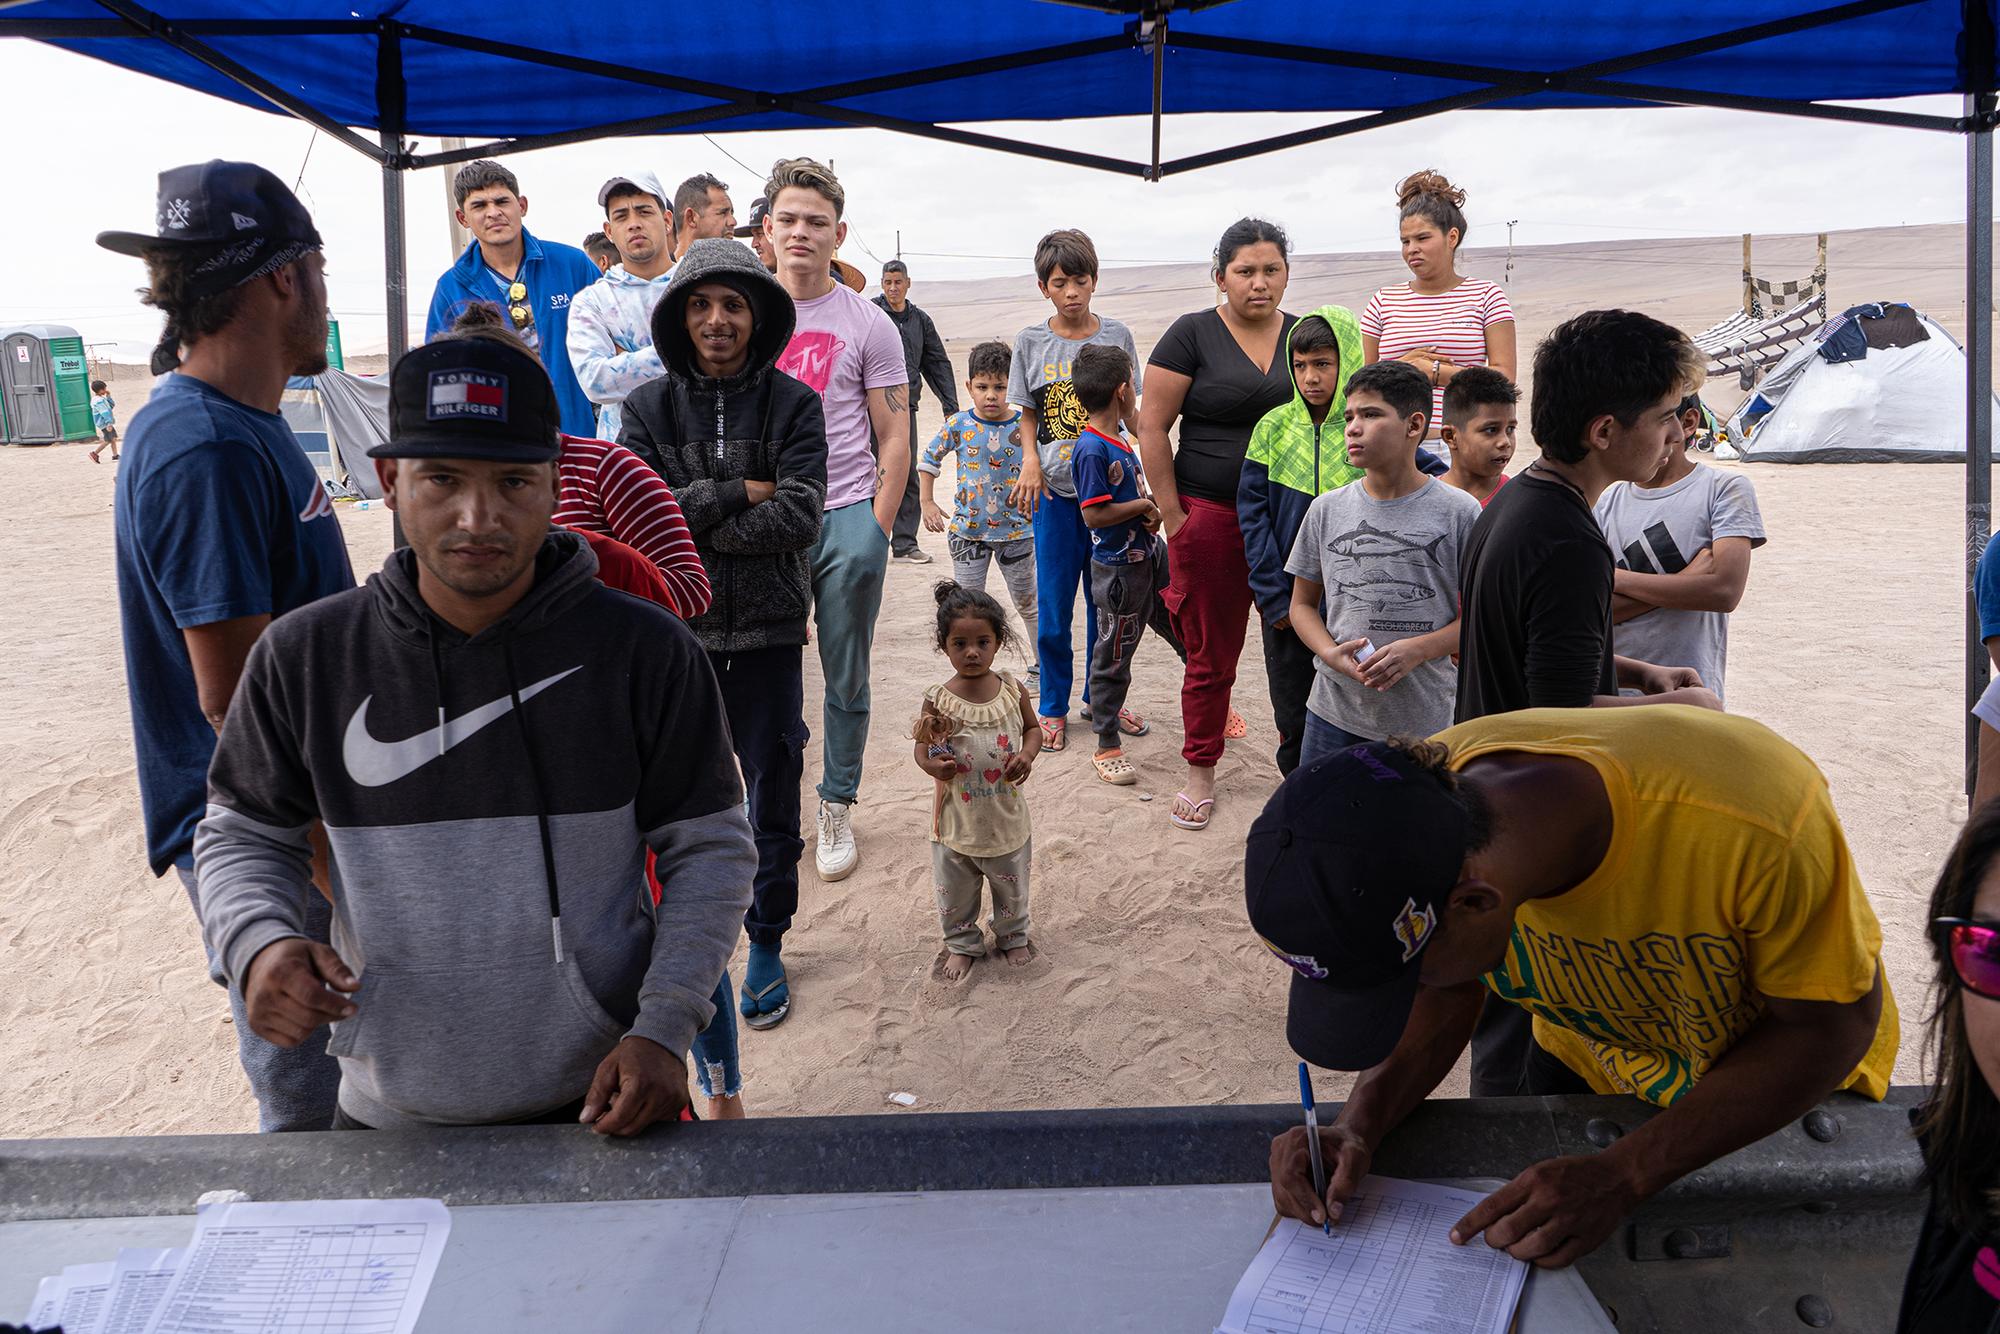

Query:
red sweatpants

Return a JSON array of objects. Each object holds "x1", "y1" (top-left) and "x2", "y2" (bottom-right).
[{"x1": 1161, "y1": 496, "x2": 1253, "y2": 767}]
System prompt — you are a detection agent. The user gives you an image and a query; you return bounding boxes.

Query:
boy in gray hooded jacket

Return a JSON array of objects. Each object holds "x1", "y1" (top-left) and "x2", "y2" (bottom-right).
[
  {"x1": 196, "y1": 335, "x2": 755, "y2": 1132},
  {"x1": 622, "y1": 237, "x2": 828, "y2": 1033}
]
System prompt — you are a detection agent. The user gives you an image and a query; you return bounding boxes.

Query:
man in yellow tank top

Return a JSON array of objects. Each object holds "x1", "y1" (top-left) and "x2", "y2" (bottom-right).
[{"x1": 1252, "y1": 707, "x2": 1896, "y2": 1269}]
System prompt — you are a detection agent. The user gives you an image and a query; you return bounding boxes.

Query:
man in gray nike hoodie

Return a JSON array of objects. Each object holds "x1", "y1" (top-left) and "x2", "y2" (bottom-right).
[{"x1": 195, "y1": 334, "x2": 755, "y2": 1133}]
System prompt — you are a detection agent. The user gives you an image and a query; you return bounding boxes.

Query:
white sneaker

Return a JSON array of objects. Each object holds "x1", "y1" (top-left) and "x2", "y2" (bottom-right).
[{"x1": 816, "y1": 799, "x2": 859, "y2": 881}]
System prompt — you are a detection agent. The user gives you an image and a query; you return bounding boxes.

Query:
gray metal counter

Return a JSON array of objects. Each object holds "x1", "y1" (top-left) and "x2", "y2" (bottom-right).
[
  {"x1": 1, "y1": 1185, "x2": 1614, "y2": 1332},
  {"x1": 0, "y1": 1090, "x2": 1929, "y2": 1332}
]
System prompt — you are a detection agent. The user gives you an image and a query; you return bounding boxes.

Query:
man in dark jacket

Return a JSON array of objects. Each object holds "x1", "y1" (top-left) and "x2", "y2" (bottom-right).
[
  {"x1": 622, "y1": 237, "x2": 828, "y2": 1032},
  {"x1": 873, "y1": 259, "x2": 958, "y2": 564},
  {"x1": 195, "y1": 335, "x2": 755, "y2": 1133}
]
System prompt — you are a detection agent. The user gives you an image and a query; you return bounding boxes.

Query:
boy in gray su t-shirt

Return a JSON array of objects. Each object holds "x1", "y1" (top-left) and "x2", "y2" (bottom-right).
[
  {"x1": 1006, "y1": 318, "x2": 1140, "y2": 497},
  {"x1": 1594, "y1": 462, "x2": 1766, "y2": 706},
  {"x1": 1286, "y1": 478, "x2": 1480, "y2": 741}
]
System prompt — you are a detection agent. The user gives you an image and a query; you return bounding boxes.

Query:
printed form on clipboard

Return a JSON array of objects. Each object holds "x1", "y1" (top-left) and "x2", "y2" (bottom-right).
[{"x1": 1217, "y1": 1176, "x2": 1529, "y2": 1334}]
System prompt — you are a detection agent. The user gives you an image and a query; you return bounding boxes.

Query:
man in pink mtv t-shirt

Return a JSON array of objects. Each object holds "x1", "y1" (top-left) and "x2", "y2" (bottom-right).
[{"x1": 755, "y1": 157, "x2": 908, "y2": 1023}]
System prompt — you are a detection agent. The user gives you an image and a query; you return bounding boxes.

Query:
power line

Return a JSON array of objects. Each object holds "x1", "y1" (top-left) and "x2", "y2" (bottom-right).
[
  {"x1": 702, "y1": 134, "x2": 763, "y2": 183},
  {"x1": 293, "y1": 128, "x2": 318, "y2": 194}
]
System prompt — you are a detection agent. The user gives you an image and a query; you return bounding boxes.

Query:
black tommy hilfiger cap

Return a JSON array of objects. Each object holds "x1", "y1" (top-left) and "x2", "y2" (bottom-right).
[
  {"x1": 372, "y1": 338, "x2": 560, "y2": 463},
  {"x1": 1244, "y1": 742, "x2": 1472, "y2": 1071},
  {"x1": 97, "y1": 161, "x2": 322, "y2": 278}
]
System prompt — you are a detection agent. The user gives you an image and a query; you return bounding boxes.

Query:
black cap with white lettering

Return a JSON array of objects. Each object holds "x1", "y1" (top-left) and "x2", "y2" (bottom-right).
[
  {"x1": 370, "y1": 338, "x2": 561, "y2": 463},
  {"x1": 96, "y1": 160, "x2": 323, "y2": 298}
]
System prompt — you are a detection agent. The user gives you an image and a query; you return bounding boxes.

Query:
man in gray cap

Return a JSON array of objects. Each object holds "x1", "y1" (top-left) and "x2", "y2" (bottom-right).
[
  {"x1": 567, "y1": 169, "x2": 675, "y2": 440},
  {"x1": 98, "y1": 160, "x2": 353, "y2": 1131},
  {"x1": 196, "y1": 334, "x2": 756, "y2": 1133}
]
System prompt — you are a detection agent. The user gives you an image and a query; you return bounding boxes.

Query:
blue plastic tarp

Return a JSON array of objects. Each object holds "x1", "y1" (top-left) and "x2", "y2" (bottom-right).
[{"x1": 2, "y1": 0, "x2": 1993, "y2": 146}]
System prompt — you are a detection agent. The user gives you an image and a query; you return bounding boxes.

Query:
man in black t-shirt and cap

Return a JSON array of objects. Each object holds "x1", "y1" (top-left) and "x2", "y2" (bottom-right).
[{"x1": 872, "y1": 259, "x2": 959, "y2": 564}]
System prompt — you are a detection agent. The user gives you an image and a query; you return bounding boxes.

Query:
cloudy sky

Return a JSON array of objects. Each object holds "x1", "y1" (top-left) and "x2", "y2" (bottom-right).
[{"x1": 0, "y1": 39, "x2": 1973, "y2": 356}]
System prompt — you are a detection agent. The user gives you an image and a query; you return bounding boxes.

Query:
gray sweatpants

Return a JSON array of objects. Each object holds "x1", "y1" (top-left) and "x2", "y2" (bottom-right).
[
  {"x1": 948, "y1": 535, "x2": 1039, "y2": 697},
  {"x1": 933, "y1": 838, "x2": 1032, "y2": 956},
  {"x1": 1087, "y1": 542, "x2": 1162, "y2": 746}
]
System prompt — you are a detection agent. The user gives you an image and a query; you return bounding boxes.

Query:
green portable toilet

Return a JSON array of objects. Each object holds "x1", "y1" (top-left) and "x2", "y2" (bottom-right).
[{"x1": 1, "y1": 324, "x2": 94, "y2": 444}]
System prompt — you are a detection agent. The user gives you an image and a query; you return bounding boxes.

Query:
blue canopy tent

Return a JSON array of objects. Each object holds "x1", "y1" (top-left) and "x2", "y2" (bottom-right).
[{"x1": 2, "y1": 0, "x2": 1996, "y2": 789}]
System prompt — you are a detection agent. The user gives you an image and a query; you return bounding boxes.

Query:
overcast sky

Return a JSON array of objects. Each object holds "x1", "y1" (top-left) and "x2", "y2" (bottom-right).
[{"x1": 0, "y1": 40, "x2": 1974, "y2": 357}]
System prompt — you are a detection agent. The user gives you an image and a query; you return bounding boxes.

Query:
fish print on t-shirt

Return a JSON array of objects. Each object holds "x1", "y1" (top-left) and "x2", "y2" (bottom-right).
[
  {"x1": 777, "y1": 331, "x2": 845, "y2": 395},
  {"x1": 1323, "y1": 520, "x2": 1451, "y2": 622}
]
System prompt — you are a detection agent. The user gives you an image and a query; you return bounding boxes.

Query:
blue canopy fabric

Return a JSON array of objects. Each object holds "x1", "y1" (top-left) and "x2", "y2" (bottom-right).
[{"x1": 2, "y1": 0, "x2": 1995, "y2": 177}]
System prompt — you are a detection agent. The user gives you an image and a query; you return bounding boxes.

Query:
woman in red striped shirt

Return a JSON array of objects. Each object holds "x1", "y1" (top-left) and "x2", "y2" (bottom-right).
[
  {"x1": 1361, "y1": 171, "x2": 1517, "y2": 440},
  {"x1": 554, "y1": 432, "x2": 712, "y2": 619}
]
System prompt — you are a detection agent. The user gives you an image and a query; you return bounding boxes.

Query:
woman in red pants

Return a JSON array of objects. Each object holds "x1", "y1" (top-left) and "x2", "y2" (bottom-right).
[{"x1": 1138, "y1": 219, "x2": 1297, "y2": 830}]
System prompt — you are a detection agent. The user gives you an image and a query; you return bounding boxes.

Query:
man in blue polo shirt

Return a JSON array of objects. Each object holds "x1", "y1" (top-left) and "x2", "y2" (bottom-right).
[
  {"x1": 98, "y1": 160, "x2": 354, "y2": 1131},
  {"x1": 426, "y1": 159, "x2": 603, "y2": 439}
]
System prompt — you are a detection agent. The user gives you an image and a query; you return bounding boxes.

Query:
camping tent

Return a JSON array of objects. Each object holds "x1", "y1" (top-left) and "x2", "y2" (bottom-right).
[
  {"x1": 1729, "y1": 302, "x2": 2000, "y2": 462},
  {"x1": 278, "y1": 370, "x2": 388, "y2": 498}
]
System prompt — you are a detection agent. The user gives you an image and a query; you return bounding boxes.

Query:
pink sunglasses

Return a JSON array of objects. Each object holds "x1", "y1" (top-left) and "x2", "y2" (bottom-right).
[{"x1": 1936, "y1": 918, "x2": 2000, "y2": 1001}]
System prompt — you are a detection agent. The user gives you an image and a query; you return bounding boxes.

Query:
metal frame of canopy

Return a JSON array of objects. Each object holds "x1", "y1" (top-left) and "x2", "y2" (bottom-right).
[{"x1": 2, "y1": 0, "x2": 1996, "y2": 795}]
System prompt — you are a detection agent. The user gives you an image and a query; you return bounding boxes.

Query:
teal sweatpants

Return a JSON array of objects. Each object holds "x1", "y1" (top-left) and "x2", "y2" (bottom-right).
[{"x1": 810, "y1": 499, "x2": 890, "y2": 805}]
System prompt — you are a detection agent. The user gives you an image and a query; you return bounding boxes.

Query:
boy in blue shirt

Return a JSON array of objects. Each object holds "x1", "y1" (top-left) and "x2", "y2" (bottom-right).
[
  {"x1": 919, "y1": 338, "x2": 1039, "y2": 695},
  {"x1": 89, "y1": 379, "x2": 119, "y2": 462},
  {"x1": 1072, "y1": 344, "x2": 1162, "y2": 788}
]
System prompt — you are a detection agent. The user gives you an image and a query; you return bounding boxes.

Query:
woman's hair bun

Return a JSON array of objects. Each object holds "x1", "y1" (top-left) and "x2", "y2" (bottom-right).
[{"x1": 1395, "y1": 170, "x2": 1466, "y2": 210}]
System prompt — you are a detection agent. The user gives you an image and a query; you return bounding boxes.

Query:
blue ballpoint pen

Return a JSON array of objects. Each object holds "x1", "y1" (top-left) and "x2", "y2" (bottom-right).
[{"x1": 1298, "y1": 1062, "x2": 1332, "y2": 1236}]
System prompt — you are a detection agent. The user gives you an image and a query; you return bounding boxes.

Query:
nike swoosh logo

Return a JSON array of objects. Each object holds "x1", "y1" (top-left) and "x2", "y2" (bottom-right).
[{"x1": 342, "y1": 667, "x2": 582, "y2": 787}]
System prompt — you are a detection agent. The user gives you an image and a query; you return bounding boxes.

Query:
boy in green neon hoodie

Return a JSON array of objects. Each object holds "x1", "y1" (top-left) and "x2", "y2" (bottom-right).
[
  {"x1": 1241, "y1": 308, "x2": 1449, "y2": 773},
  {"x1": 1238, "y1": 308, "x2": 1362, "y2": 776}
]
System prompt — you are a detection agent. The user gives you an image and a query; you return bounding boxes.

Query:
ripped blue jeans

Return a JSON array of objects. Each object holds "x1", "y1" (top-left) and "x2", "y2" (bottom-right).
[{"x1": 692, "y1": 973, "x2": 741, "y2": 1099}]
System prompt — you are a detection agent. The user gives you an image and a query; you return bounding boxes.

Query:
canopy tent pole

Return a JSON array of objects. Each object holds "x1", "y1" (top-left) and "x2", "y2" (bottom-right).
[{"x1": 1969, "y1": 88, "x2": 1995, "y2": 803}]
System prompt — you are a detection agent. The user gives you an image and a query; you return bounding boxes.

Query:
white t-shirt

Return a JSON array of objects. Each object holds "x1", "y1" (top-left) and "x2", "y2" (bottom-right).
[
  {"x1": 1594, "y1": 463, "x2": 1767, "y2": 705},
  {"x1": 1360, "y1": 278, "x2": 1513, "y2": 431}
]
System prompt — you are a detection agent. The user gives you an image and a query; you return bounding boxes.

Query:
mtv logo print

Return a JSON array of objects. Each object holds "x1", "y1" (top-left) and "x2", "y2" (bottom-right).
[
  {"x1": 777, "y1": 331, "x2": 847, "y2": 395},
  {"x1": 427, "y1": 369, "x2": 509, "y2": 422}
]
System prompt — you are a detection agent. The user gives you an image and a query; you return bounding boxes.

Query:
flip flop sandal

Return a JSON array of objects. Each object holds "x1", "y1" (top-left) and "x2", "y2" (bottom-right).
[
  {"x1": 1117, "y1": 707, "x2": 1150, "y2": 737},
  {"x1": 740, "y1": 976, "x2": 791, "y2": 1031},
  {"x1": 1092, "y1": 750, "x2": 1139, "y2": 786},
  {"x1": 1171, "y1": 791, "x2": 1216, "y2": 831},
  {"x1": 1223, "y1": 711, "x2": 1249, "y2": 740},
  {"x1": 1038, "y1": 714, "x2": 1067, "y2": 752}
]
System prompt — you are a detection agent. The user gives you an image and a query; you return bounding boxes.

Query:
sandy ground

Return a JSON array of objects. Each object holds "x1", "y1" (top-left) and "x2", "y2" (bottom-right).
[{"x1": 0, "y1": 225, "x2": 1979, "y2": 1136}]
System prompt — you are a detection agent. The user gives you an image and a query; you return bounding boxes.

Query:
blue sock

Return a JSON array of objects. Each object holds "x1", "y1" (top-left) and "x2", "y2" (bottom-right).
[{"x1": 740, "y1": 942, "x2": 788, "y2": 1016}]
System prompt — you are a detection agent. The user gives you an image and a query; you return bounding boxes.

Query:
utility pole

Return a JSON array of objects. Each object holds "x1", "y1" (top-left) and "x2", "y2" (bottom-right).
[
  {"x1": 1505, "y1": 219, "x2": 1519, "y2": 284},
  {"x1": 441, "y1": 137, "x2": 469, "y2": 258},
  {"x1": 896, "y1": 230, "x2": 902, "y2": 261}
]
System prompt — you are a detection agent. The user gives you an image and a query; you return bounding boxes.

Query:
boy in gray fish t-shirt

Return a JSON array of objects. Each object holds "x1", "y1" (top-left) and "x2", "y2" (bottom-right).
[
  {"x1": 1284, "y1": 362, "x2": 1480, "y2": 765},
  {"x1": 1594, "y1": 394, "x2": 1766, "y2": 706}
]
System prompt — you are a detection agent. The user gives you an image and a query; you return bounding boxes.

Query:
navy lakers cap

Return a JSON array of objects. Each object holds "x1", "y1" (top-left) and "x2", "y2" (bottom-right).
[
  {"x1": 1244, "y1": 741, "x2": 1472, "y2": 1071},
  {"x1": 372, "y1": 337, "x2": 560, "y2": 462}
]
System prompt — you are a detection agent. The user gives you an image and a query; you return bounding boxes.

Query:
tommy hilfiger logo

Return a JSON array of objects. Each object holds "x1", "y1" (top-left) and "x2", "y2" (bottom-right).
[
  {"x1": 1391, "y1": 897, "x2": 1436, "y2": 962},
  {"x1": 427, "y1": 369, "x2": 508, "y2": 422}
]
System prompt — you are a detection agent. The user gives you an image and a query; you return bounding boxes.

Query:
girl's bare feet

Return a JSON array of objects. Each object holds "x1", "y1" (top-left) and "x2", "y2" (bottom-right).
[
  {"x1": 703, "y1": 1092, "x2": 746, "y2": 1121},
  {"x1": 940, "y1": 951, "x2": 977, "y2": 982},
  {"x1": 1002, "y1": 942, "x2": 1036, "y2": 967}
]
